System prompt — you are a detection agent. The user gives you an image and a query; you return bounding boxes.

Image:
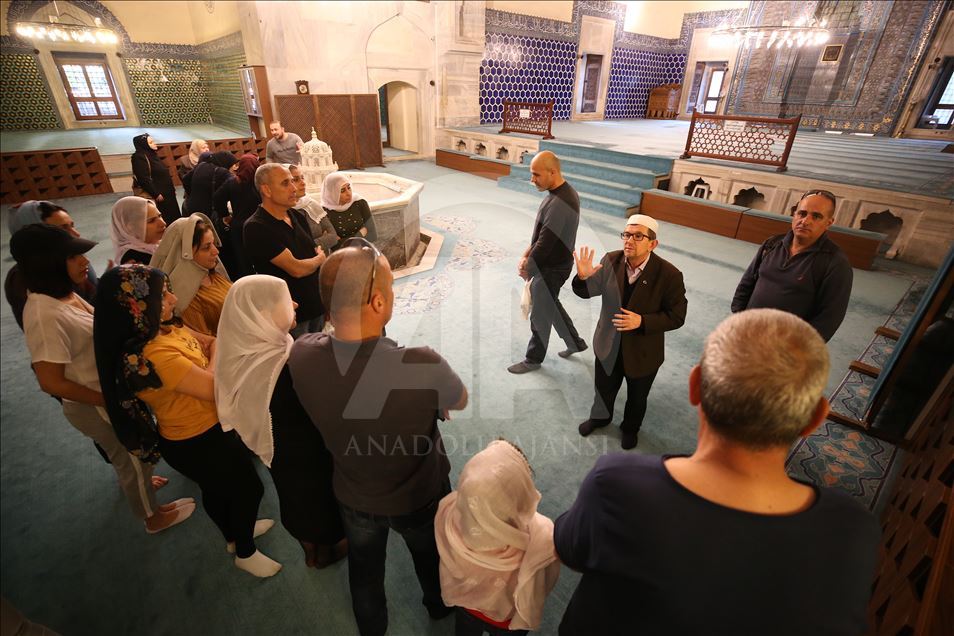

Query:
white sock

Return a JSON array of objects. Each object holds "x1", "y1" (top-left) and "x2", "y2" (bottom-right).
[
  {"x1": 226, "y1": 519, "x2": 276, "y2": 553},
  {"x1": 235, "y1": 550, "x2": 282, "y2": 578}
]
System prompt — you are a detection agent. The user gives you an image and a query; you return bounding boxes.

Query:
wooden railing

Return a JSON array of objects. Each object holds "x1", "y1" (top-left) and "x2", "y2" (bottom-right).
[
  {"x1": 499, "y1": 100, "x2": 555, "y2": 139},
  {"x1": 680, "y1": 112, "x2": 801, "y2": 172}
]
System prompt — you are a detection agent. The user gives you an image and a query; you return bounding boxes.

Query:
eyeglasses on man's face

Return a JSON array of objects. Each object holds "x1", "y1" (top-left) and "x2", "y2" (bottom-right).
[
  {"x1": 341, "y1": 236, "x2": 382, "y2": 305},
  {"x1": 620, "y1": 231, "x2": 650, "y2": 242}
]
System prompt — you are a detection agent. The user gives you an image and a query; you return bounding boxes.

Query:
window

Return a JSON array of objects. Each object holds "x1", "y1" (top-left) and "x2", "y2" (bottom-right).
[
  {"x1": 704, "y1": 69, "x2": 725, "y2": 114},
  {"x1": 918, "y1": 56, "x2": 954, "y2": 129},
  {"x1": 53, "y1": 53, "x2": 123, "y2": 121}
]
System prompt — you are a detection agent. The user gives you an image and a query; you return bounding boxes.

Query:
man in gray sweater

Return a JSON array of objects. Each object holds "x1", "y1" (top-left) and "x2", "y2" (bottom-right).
[{"x1": 509, "y1": 151, "x2": 587, "y2": 374}]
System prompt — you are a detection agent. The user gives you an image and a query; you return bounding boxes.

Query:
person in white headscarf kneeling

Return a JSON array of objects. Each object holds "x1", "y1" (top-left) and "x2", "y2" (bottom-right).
[
  {"x1": 435, "y1": 439, "x2": 561, "y2": 635},
  {"x1": 151, "y1": 213, "x2": 232, "y2": 336},
  {"x1": 215, "y1": 275, "x2": 347, "y2": 568}
]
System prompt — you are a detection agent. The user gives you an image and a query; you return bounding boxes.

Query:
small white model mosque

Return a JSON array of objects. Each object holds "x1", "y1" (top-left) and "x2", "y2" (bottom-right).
[{"x1": 299, "y1": 127, "x2": 337, "y2": 195}]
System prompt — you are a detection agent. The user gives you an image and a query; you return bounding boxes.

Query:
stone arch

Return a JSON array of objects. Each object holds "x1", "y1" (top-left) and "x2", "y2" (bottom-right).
[
  {"x1": 733, "y1": 186, "x2": 766, "y2": 210},
  {"x1": 496, "y1": 146, "x2": 510, "y2": 161},
  {"x1": 860, "y1": 210, "x2": 904, "y2": 255},
  {"x1": 684, "y1": 177, "x2": 711, "y2": 199}
]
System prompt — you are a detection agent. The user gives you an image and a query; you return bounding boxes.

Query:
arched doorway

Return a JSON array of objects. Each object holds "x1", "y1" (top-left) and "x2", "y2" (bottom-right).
[{"x1": 378, "y1": 81, "x2": 419, "y2": 154}]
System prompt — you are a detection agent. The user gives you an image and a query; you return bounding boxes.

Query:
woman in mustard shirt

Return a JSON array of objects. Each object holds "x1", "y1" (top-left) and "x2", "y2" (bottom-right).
[{"x1": 94, "y1": 264, "x2": 281, "y2": 578}]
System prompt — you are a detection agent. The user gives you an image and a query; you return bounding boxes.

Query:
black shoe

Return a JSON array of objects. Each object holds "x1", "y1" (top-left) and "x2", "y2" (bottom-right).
[
  {"x1": 578, "y1": 418, "x2": 610, "y2": 437},
  {"x1": 427, "y1": 604, "x2": 455, "y2": 620},
  {"x1": 508, "y1": 360, "x2": 541, "y2": 374},
  {"x1": 558, "y1": 342, "x2": 588, "y2": 358},
  {"x1": 621, "y1": 431, "x2": 639, "y2": 450}
]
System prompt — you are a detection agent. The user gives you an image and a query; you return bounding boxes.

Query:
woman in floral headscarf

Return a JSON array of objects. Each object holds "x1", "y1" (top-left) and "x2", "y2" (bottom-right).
[{"x1": 93, "y1": 264, "x2": 281, "y2": 578}]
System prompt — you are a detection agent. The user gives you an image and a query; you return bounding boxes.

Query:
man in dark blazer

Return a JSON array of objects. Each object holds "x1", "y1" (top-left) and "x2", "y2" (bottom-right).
[{"x1": 572, "y1": 215, "x2": 687, "y2": 449}]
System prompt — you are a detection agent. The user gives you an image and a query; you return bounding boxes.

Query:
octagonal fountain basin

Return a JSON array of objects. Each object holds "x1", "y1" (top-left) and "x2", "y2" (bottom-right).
[{"x1": 342, "y1": 171, "x2": 423, "y2": 269}]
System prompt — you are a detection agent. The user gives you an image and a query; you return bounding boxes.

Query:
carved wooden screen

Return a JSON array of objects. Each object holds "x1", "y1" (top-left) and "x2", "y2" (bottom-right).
[
  {"x1": 353, "y1": 94, "x2": 384, "y2": 167},
  {"x1": 680, "y1": 111, "x2": 801, "y2": 172},
  {"x1": 274, "y1": 95, "x2": 317, "y2": 145},
  {"x1": 866, "y1": 370, "x2": 953, "y2": 635},
  {"x1": 500, "y1": 100, "x2": 555, "y2": 139},
  {"x1": 275, "y1": 94, "x2": 383, "y2": 170},
  {"x1": 317, "y1": 95, "x2": 357, "y2": 169}
]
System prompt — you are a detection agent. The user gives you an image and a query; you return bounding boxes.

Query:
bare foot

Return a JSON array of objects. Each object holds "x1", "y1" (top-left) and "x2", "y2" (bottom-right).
[
  {"x1": 151, "y1": 476, "x2": 169, "y2": 490},
  {"x1": 235, "y1": 551, "x2": 282, "y2": 578},
  {"x1": 158, "y1": 498, "x2": 194, "y2": 513},
  {"x1": 145, "y1": 502, "x2": 195, "y2": 534}
]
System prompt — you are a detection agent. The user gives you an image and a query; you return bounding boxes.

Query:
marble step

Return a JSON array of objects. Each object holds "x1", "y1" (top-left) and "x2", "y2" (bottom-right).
[
  {"x1": 508, "y1": 164, "x2": 649, "y2": 201},
  {"x1": 497, "y1": 176, "x2": 638, "y2": 216}
]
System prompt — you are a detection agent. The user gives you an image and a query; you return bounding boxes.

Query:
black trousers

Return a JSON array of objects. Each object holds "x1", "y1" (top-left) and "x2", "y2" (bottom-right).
[
  {"x1": 590, "y1": 351, "x2": 659, "y2": 433},
  {"x1": 158, "y1": 424, "x2": 264, "y2": 558},
  {"x1": 525, "y1": 267, "x2": 584, "y2": 363}
]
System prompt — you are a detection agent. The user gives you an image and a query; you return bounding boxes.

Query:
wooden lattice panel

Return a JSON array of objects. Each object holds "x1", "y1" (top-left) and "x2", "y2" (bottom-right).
[
  {"x1": 353, "y1": 94, "x2": 383, "y2": 167},
  {"x1": 274, "y1": 95, "x2": 318, "y2": 146},
  {"x1": 867, "y1": 377, "x2": 954, "y2": 635},
  {"x1": 317, "y1": 95, "x2": 358, "y2": 170},
  {"x1": 680, "y1": 112, "x2": 801, "y2": 172},
  {"x1": 1, "y1": 147, "x2": 112, "y2": 204},
  {"x1": 499, "y1": 100, "x2": 555, "y2": 139}
]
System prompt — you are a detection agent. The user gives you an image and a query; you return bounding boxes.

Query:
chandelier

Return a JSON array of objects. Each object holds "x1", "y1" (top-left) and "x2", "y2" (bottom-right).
[
  {"x1": 14, "y1": 1, "x2": 118, "y2": 45},
  {"x1": 15, "y1": 20, "x2": 118, "y2": 45},
  {"x1": 711, "y1": 17, "x2": 830, "y2": 49}
]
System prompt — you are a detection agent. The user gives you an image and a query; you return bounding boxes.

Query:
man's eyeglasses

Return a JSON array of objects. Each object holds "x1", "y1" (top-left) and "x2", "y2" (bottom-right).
[
  {"x1": 341, "y1": 236, "x2": 382, "y2": 305},
  {"x1": 620, "y1": 231, "x2": 650, "y2": 242}
]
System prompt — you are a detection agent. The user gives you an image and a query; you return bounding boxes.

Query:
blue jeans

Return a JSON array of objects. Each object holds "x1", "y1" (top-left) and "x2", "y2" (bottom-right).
[{"x1": 340, "y1": 481, "x2": 451, "y2": 636}]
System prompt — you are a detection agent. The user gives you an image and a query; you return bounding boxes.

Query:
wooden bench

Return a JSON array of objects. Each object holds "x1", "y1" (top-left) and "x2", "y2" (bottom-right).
[
  {"x1": 436, "y1": 148, "x2": 511, "y2": 180},
  {"x1": 639, "y1": 189, "x2": 744, "y2": 238},
  {"x1": 737, "y1": 209, "x2": 886, "y2": 270}
]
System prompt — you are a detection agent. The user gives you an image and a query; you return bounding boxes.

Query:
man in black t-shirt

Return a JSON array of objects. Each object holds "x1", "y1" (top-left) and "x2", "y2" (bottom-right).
[
  {"x1": 243, "y1": 163, "x2": 326, "y2": 336},
  {"x1": 289, "y1": 243, "x2": 468, "y2": 636},
  {"x1": 509, "y1": 151, "x2": 586, "y2": 374},
  {"x1": 555, "y1": 309, "x2": 880, "y2": 636}
]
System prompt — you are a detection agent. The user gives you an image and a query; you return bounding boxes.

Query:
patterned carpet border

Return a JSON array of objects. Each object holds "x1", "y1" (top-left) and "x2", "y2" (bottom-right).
[{"x1": 785, "y1": 279, "x2": 927, "y2": 511}]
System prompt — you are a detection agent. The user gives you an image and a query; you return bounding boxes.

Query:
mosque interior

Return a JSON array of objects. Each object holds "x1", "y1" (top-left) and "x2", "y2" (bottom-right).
[{"x1": 1, "y1": 1, "x2": 952, "y2": 634}]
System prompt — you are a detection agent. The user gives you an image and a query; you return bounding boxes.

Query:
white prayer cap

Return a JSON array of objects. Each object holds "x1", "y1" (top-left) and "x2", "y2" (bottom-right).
[{"x1": 625, "y1": 214, "x2": 659, "y2": 237}]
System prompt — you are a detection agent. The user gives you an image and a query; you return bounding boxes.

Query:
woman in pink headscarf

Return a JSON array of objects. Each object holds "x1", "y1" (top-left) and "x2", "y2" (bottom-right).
[{"x1": 435, "y1": 439, "x2": 560, "y2": 634}]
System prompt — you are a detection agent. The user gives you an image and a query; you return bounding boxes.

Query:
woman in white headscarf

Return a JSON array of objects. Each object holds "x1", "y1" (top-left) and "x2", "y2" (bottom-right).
[
  {"x1": 435, "y1": 439, "x2": 561, "y2": 634},
  {"x1": 215, "y1": 275, "x2": 346, "y2": 568},
  {"x1": 150, "y1": 213, "x2": 231, "y2": 336},
  {"x1": 321, "y1": 172, "x2": 377, "y2": 250},
  {"x1": 288, "y1": 164, "x2": 339, "y2": 254},
  {"x1": 110, "y1": 196, "x2": 167, "y2": 265}
]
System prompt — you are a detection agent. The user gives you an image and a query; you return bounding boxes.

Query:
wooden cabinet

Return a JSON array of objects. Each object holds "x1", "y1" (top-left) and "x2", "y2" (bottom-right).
[
  {"x1": 274, "y1": 94, "x2": 383, "y2": 169},
  {"x1": 239, "y1": 65, "x2": 273, "y2": 139}
]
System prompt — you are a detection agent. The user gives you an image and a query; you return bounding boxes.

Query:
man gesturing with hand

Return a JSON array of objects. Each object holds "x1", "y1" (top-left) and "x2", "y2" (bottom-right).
[{"x1": 571, "y1": 215, "x2": 687, "y2": 449}]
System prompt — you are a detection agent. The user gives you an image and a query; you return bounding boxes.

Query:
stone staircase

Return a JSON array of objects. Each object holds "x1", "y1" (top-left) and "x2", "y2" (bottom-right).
[{"x1": 496, "y1": 140, "x2": 673, "y2": 216}]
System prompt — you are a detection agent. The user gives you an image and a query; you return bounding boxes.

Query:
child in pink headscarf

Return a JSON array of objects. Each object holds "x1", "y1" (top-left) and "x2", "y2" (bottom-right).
[{"x1": 435, "y1": 439, "x2": 560, "y2": 634}]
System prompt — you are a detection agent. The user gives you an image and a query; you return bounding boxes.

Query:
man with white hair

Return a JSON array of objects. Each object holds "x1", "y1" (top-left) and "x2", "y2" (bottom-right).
[
  {"x1": 554, "y1": 309, "x2": 880, "y2": 635},
  {"x1": 572, "y1": 214, "x2": 687, "y2": 449}
]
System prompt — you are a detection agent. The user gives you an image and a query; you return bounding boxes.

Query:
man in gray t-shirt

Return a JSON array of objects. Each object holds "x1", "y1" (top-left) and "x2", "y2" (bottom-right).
[{"x1": 265, "y1": 120, "x2": 303, "y2": 164}]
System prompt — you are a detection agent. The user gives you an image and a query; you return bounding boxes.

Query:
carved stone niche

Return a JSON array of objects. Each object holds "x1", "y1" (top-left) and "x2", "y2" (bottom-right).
[
  {"x1": 733, "y1": 186, "x2": 767, "y2": 210},
  {"x1": 496, "y1": 146, "x2": 509, "y2": 161},
  {"x1": 860, "y1": 210, "x2": 904, "y2": 256},
  {"x1": 474, "y1": 142, "x2": 487, "y2": 156},
  {"x1": 684, "y1": 177, "x2": 711, "y2": 199},
  {"x1": 455, "y1": 138, "x2": 469, "y2": 152},
  {"x1": 520, "y1": 149, "x2": 531, "y2": 164}
]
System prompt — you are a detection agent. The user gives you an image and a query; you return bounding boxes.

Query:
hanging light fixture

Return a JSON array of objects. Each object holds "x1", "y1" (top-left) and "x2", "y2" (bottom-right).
[
  {"x1": 15, "y1": 2, "x2": 118, "y2": 45},
  {"x1": 710, "y1": 17, "x2": 830, "y2": 50}
]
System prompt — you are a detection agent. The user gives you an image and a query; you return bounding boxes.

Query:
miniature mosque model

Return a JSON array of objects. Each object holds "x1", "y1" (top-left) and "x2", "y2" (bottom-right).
[{"x1": 300, "y1": 127, "x2": 338, "y2": 196}]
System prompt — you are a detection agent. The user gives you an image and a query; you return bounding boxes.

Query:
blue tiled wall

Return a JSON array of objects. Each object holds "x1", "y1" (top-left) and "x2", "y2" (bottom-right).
[
  {"x1": 479, "y1": 32, "x2": 577, "y2": 124},
  {"x1": 605, "y1": 49, "x2": 688, "y2": 119}
]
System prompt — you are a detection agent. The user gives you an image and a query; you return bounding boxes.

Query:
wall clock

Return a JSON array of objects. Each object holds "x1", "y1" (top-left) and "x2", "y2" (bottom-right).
[{"x1": 296, "y1": 80, "x2": 310, "y2": 95}]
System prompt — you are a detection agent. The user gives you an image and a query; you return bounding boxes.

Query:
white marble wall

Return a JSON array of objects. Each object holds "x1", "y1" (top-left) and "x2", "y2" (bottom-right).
[{"x1": 238, "y1": 0, "x2": 486, "y2": 157}]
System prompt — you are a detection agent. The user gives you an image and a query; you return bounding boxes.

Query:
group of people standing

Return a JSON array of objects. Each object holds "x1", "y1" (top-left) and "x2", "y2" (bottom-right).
[{"x1": 6, "y1": 137, "x2": 877, "y2": 635}]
